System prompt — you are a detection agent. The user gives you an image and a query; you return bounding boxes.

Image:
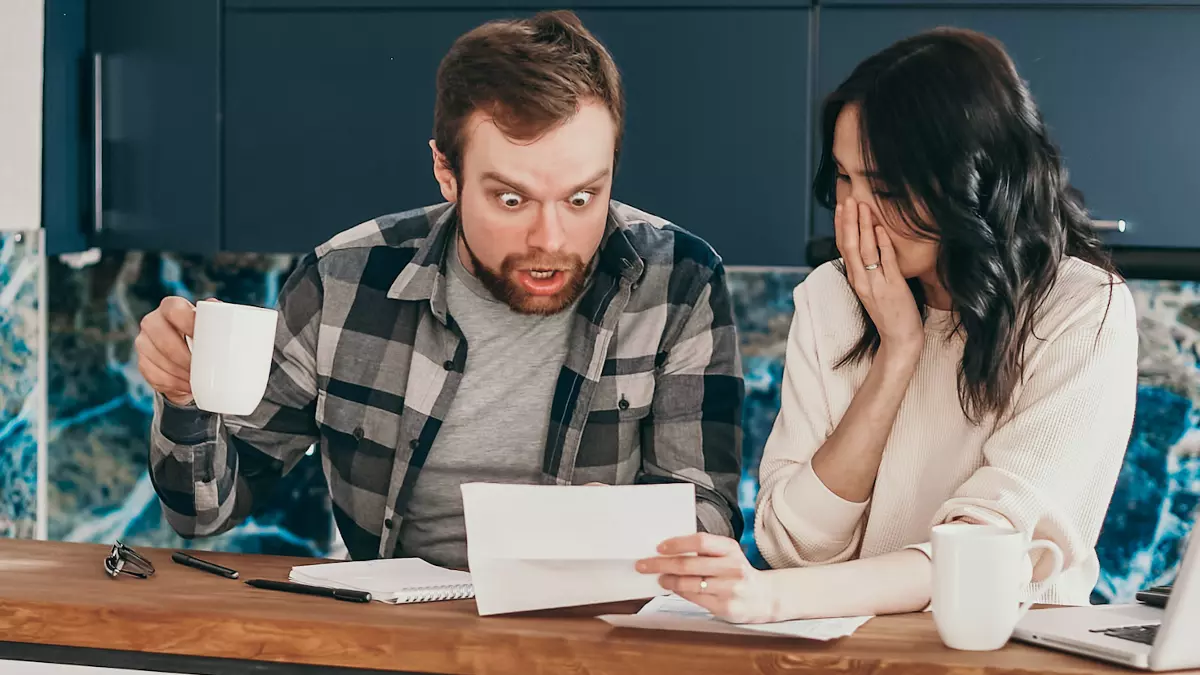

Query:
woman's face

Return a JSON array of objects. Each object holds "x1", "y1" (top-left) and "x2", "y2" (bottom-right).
[{"x1": 832, "y1": 104, "x2": 939, "y2": 281}]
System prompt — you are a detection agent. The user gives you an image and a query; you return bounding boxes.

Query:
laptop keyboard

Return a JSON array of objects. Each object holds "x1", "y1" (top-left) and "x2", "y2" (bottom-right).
[
  {"x1": 1090, "y1": 624, "x2": 1160, "y2": 646},
  {"x1": 1136, "y1": 584, "x2": 1173, "y2": 608}
]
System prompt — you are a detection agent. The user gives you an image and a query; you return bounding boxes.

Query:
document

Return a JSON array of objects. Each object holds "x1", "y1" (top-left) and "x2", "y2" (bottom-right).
[
  {"x1": 598, "y1": 595, "x2": 874, "y2": 641},
  {"x1": 461, "y1": 482, "x2": 696, "y2": 616}
]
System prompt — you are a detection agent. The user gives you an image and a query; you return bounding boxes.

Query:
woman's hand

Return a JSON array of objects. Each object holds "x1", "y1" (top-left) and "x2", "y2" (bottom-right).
[
  {"x1": 636, "y1": 533, "x2": 777, "y2": 624},
  {"x1": 836, "y1": 198, "x2": 924, "y2": 357}
]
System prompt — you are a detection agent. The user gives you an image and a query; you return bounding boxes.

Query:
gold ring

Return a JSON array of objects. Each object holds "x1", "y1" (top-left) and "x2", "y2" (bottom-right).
[{"x1": 864, "y1": 263, "x2": 880, "y2": 271}]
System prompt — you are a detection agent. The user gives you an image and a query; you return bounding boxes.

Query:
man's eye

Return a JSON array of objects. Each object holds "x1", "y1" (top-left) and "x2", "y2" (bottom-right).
[
  {"x1": 568, "y1": 191, "x2": 594, "y2": 208},
  {"x1": 498, "y1": 192, "x2": 523, "y2": 208}
]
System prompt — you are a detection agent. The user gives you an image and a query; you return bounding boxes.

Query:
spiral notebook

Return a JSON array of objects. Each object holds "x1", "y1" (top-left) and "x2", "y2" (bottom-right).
[{"x1": 288, "y1": 557, "x2": 474, "y2": 604}]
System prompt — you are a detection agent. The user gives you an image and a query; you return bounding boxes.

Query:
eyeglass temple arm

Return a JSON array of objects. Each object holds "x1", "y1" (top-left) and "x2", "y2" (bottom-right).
[{"x1": 118, "y1": 544, "x2": 156, "y2": 573}]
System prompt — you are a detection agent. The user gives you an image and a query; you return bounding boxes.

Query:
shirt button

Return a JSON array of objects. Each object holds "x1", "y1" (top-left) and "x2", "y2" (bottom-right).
[
  {"x1": 443, "y1": 360, "x2": 454, "y2": 371},
  {"x1": 409, "y1": 439, "x2": 419, "y2": 450},
  {"x1": 352, "y1": 427, "x2": 364, "y2": 441},
  {"x1": 384, "y1": 518, "x2": 395, "y2": 529},
  {"x1": 618, "y1": 397, "x2": 630, "y2": 411}
]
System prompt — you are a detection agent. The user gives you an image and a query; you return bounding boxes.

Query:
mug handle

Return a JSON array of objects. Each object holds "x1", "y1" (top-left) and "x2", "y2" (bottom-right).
[
  {"x1": 186, "y1": 298, "x2": 213, "y2": 352},
  {"x1": 1017, "y1": 539, "x2": 1065, "y2": 619}
]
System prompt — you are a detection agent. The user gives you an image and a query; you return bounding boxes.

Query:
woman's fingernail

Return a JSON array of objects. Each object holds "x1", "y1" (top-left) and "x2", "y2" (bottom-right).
[{"x1": 636, "y1": 561, "x2": 648, "y2": 572}]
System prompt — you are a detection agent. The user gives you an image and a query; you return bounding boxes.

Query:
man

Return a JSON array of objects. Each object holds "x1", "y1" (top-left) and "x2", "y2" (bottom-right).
[{"x1": 136, "y1": 10, "x2": 743, "y2": 569}]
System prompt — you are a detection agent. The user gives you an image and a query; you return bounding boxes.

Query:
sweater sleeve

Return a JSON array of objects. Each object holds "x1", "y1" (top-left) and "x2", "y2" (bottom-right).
[
  {"x1": 754, "y1": 280, "x2": 871, "y2": 568},
  {"x1": 906, "y1": 281, "x2": 1138, "y2": 602}
]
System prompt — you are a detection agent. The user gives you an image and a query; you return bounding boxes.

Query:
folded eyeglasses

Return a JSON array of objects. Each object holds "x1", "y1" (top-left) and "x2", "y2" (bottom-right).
[{"x1": 104, "y1": 540, "x2": 156, "y2": 579}]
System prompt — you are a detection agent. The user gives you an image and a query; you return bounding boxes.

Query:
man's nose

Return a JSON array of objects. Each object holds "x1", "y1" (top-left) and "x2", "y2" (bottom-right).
[{"x1": 527, "y1": 205, "x2": 567, "y2": 253}]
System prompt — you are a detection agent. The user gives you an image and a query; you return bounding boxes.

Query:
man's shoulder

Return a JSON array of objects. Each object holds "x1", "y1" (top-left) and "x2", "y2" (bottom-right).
[
  {"x1": 313, "y1": 203, "x2": 452, "y2": 259},
  {"x1": 298, "y1": 203, "x2": 451, "y2": 288},
  {"x1": 611, "y1": 200, "x2": 723, "y2": 276}
]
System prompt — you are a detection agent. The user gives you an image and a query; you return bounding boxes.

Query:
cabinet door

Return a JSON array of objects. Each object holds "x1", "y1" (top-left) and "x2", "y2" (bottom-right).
[
  {"x1": 814, "y1": 6, "x2": 1200, "y2": 250},
  {"x1": 43, "y1": 0, "x2": 88, "y2": 254},
  {"x1": 223, "y1": 7, "x2": 812, "y2": 266},
  {"x1": 89, "y1": 0, "x2": 221, "y2": 252},
  {"x1": 820, "y1": 0, "x2": 1200, "y2": 5},
  {"x1": 225, "y1": 0, "x2": 810, "y2": 9},
  {"x1": 579, "y1": 9, "x2": 811, "y2": 267},
  {"x1": 222, "y1": 9, "x2": 504, "y2": 253}
]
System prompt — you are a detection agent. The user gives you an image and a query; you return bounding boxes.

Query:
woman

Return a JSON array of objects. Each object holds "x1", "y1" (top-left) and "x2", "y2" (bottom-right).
[{"x1": 636, "y1": 27, "x2": 1137, "y2": 623}]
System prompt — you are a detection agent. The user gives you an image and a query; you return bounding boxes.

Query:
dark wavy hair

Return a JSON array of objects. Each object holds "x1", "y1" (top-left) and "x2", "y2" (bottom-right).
[{"x1": 813, "y1": 27, "x2": 1116, "y2": 423}]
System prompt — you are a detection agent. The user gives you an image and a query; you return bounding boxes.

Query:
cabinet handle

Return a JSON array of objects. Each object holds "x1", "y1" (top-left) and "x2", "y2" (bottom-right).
[
  {"x1": 1094, "y1": 219, "x2": 1127, "y2": 233},
  {"x1": 92, "y1": 52, "x2": 103, "y2": 235}
]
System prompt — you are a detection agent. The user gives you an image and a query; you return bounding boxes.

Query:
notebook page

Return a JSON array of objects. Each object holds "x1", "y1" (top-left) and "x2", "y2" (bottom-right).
[{"x1": 289, "y1": 558, "x2": 472, "y2": 599}]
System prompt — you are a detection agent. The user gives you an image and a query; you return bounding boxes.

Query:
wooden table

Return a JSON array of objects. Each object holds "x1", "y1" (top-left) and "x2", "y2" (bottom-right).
[{"x1": 0, "y1": 539, "x2": 1183, "y2": 674}]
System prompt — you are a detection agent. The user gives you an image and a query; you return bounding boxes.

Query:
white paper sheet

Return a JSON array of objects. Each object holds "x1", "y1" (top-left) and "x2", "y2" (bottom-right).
[
  {"x1": 598, "y1": 594, "x2": 874, "y2": 641},
  {"x1": 461, "y1": 482, "x2": 696, "y2": 616},
  {"x1": 289, "y1": 557, "x2": 474, "y2": 603}
]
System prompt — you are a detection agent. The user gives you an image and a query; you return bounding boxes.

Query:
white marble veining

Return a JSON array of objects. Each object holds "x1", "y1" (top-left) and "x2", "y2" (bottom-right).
[{"x1": 0, "y1": 231, "x2": 42, "y2": 538}]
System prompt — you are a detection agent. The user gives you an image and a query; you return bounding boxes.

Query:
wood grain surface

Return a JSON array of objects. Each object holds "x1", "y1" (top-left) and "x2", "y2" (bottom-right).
[{"x1": 0, "y1": 539, "x2": 1188, "y2": 674}]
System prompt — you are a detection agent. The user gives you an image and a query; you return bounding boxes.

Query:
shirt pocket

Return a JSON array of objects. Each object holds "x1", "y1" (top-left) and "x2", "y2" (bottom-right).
[
  {"x1": 590, "y1": 370, "x2": 656, "y2": 421},
  {"x1": 578, "y1": 370, "x2": 656, "y2": 476}
]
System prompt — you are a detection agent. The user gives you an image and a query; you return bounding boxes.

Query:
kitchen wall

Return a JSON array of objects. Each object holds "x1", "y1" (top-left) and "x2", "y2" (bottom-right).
[
  {"x1": 35, "y1": 251, "x2": 1200, "y2": 603},
  {"x1": 0, "y1": 0, "x2": 43, "y2": 232}
]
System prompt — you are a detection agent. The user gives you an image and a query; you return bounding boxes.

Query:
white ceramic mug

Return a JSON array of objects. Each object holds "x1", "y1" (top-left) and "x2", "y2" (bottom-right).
[
  {"x1": 188, "y1": 300, "x2": 278, "y2": 415},
  {"x1": 931, "y1": 523, "x2": 1065, "y2": 651}
]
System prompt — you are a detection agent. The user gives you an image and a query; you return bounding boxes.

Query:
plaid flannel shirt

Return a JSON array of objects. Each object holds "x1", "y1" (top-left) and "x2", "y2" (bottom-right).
[{"x1": 149, "y1": 201, "x2": 744, "y2": 560}]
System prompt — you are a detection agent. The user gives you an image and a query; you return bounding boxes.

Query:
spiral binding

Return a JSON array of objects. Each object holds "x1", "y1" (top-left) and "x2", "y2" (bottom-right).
[{"x1": 400, "y1": 583, "x2": 475, "y2": 603}]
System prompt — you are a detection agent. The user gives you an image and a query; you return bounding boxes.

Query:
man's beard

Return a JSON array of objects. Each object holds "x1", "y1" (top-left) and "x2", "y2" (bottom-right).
[{"x1": 459, "y1": 230, "x2": 590, "y2": 316}]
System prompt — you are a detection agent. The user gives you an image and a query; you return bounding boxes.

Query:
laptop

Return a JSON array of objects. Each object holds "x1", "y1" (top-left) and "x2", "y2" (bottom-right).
[{"x1": 1013, "y1": 530, "x2": 1199, "y2": 671}]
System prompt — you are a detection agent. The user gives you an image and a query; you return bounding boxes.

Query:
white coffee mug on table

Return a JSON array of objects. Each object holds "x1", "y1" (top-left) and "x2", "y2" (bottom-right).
[
  {"x1": 931, "y1": 522, "x2": 1065, "y2": 651},
  {"x1": 187, "y1": 300, "x2": 278, "y2": 416}
]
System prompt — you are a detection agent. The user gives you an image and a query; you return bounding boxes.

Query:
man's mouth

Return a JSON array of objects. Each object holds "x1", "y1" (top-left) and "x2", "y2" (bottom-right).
[{"x1": 517, "y1": 268, "x2": 570, "y2": 295}]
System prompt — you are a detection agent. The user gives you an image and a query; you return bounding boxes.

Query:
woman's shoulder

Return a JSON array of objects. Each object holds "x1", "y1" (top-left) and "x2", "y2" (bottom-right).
[
  {"x1": 1036, "y1": 256, "x2": 1136, "y2": 337},
  {"x1": 793, "y1": 261, "x2": 863, "y2": 321},
  {"x1": 795, "y1": 260, "x2": 855, "y2": 302},
  {"x1": 787, "y1": 261, "x2": 868, "y2": 354}
]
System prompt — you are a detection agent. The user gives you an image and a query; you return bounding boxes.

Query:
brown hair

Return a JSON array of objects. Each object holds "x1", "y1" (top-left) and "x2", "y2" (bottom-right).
[{"x1": 433, "y1": 10, "x2": 625, "y2": 179}]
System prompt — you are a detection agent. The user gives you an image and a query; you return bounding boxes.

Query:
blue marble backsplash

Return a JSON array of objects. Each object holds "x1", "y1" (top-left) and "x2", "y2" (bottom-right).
[
  {"x1": 22, "y1": 251, "x2": 1199, "y2": 604},
  {"x1": 46, "y1": 252, "x2": 334, "y2": 557},
  {"x1": 0, "y1": 232, "x2": 40, "y2": 541}
]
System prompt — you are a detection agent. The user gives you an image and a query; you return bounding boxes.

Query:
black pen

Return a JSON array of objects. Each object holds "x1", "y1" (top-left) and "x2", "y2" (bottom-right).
[
  {"x1": 171, "y1": 551, "x2": 239, "y2": 579},
  {"x1": 244, "y1": 578, "x2": 372, "y2": 603}
]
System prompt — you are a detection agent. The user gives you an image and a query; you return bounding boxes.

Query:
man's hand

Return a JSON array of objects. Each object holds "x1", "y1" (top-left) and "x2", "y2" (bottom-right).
[{"x1": 136, "y1": 296, "x2": 197, "y2": 406}]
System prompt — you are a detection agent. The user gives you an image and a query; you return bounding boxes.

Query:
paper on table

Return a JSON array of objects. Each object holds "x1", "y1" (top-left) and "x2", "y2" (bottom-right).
[
  {"x1": 461, "y1": 482, "x2": 696, "y2": 616},
  {"x1": 598, "y1": 595, "x2": 873, "y2": 641}
]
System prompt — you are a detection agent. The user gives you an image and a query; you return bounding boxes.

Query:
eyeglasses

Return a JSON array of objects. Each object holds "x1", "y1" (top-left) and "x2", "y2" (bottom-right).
[{"x1": 104, "y1": 541, "x2": 156, "y2": 579}]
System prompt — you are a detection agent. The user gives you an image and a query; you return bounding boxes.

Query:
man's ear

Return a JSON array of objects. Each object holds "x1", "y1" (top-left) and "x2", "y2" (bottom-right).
[{"x1": 430, "y1": 140, "x2": 458, "y2": 203}]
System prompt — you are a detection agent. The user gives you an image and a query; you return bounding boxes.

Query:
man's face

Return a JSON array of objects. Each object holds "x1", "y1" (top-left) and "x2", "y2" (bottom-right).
[{"x1": 433, "y1": 100, "x2": 615, "y2": 315}]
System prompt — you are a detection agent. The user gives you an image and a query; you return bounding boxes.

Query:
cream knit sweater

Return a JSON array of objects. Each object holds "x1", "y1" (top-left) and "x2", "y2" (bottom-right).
[{"x1": 755, "y1": 257, "x2": 1138, "y2": 605}]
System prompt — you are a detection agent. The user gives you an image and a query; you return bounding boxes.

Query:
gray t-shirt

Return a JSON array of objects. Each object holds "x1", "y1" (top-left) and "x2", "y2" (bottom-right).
[{"x1": 397, "y1": 246, "x2": 576, "y2": 569}]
